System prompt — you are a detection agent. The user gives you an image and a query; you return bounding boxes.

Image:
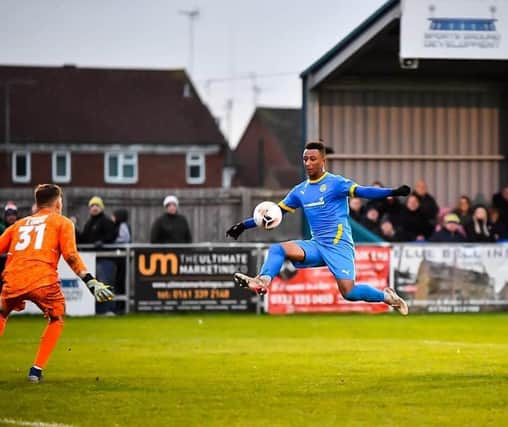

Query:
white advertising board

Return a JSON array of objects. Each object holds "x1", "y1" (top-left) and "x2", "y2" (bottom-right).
[
  {"x1": 401, "y1": 0, "x2": 508, "y2": 59},
  {"x1": 15, "y1": 252, "x2": 96, "y2": 316}
]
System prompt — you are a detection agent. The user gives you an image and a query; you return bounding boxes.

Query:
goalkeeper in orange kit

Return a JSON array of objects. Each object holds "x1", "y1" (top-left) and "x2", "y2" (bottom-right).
[{"x1": 0, "y1": 184, "x2": 114, "y2": 383}]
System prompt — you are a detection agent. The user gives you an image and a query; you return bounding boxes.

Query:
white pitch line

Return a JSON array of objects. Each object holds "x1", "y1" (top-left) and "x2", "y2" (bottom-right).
[{"x1": 0, "y1": 418, "x2": 74, "y2": 427}]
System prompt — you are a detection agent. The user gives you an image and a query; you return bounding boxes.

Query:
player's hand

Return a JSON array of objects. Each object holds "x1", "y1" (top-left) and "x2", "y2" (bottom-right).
[
  {"x1": 392, "y1": 185, "x2": 411, "y2": 197},
  {"x1": 226, "y1": 222, "x2": 245, "y2": 240},
  {"x1": 86, "y1": 278, "x2": 114, "y2": 303}
]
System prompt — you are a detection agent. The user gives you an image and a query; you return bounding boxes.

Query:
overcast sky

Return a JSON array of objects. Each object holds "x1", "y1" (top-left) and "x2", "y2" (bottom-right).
[{"x1": 0, "y1": 0, "x2": 386, "y2": 146}]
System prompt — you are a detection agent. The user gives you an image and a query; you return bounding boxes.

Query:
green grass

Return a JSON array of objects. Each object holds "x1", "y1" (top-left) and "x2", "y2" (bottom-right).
[{"x1": 0, "y1": 313, "x2": 507, "y2": 427}]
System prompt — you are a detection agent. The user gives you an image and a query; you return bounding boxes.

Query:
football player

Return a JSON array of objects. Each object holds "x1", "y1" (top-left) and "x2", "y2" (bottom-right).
[
  {"x1": 227, "y1": 141, "x2": 410, "y2": 315},
  {"x1": 0, "y1": 184, "x2": 114, "y2": 382}
]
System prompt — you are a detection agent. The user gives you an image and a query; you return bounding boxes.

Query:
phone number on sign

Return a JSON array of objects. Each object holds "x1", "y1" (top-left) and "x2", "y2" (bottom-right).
[{"x1": 156, "y1": 289, "x2": 230, "y2": 300}]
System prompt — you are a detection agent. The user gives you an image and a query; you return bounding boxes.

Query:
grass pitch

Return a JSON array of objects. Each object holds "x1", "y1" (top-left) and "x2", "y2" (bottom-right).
[{"x1": 0, "y1": 313, "x2": 507, "y2": 427}]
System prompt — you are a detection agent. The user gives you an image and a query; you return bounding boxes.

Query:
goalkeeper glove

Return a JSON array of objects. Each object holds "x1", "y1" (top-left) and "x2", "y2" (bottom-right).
[
  {"x1": 392, "y1": 185, "x2": 411, "y2": 197},
  {"x1": 83, "y1": 274, "x2": 114, "y2": 303},
  {"x1": 226, "y1": 222, "x2": 245, "y2": 240}
]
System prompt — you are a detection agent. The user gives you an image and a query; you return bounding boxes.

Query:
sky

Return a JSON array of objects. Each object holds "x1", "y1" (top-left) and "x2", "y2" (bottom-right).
[{"x1": 0, "y1": 0, "x2": 386, "y2": 146}]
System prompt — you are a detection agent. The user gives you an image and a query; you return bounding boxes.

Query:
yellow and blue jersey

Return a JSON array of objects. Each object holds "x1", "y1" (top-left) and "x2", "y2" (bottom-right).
[{"x1": 279, "y1": 172, "x2": 357, "y2": 247}]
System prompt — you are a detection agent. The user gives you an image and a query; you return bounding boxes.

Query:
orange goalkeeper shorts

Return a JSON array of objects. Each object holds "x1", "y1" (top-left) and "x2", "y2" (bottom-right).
[{"x1": 1, "y1": 283, "x2": 65, "y2": 318}]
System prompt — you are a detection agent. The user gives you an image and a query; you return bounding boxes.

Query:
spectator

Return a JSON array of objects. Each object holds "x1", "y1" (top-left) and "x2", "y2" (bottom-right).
[
  {"x1": 4, "y1": 202, "x2": 18, "y2": 228},
  {"x1": 360, "y1": 206, "x2": 381, "y2": 236},
  {"x1": 452, "y1": 195, "x2": 473, "y2": 226},
  {"x1": 78, "y1": 196, "x2": 116, "y2": 315},
  {"x1": 428, "y1": 213, "x2": 466, "y2": 243},
  {"x1": 464, "y1": 205, "x2": 495, "y2": 242},
  {"x1": 112, "y1": 209, "x2": 132, "y2": 244},
  {"x1": 395, "y1": 194, "x2": 432, "y2": 241},
  {"x1": 488, "y1": 207, "x2": 508, "y2": 242},
  {"x1": 349, "y1": 197, "x2": 364, "y2": 223},
  {"x1": 414, "y1": 180, "x2": 439, "y2": 226},
  {"x1": 379, "y1": 218, "x2": 404, "y2": 242},
  {"x1": 78, "y1": 196, "x2": 116, "y2": 246},
  {"x1": 111, "y1": 209, "x2": 131, "y2": 304},
  {"x1": 150, "y1": 195, "x2": 192, "y2": 244},
  {"x1": 492, "y1": 185, "x2": 508, "y2": 225}
]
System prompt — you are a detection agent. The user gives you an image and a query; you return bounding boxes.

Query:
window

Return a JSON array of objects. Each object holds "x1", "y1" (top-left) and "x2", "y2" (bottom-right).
[
  {"x1": 12, "y1": 151, "x2": 31, "y2": 183},
  {"x1": 52, "y1": 151, "x2": 71, "y2": 183},
  {"x1": 104, "y1": 152, "x2": 138, "y2": 184},
  {"x1": 186, "y1": 152, "x2": 205, "y2": 184}
]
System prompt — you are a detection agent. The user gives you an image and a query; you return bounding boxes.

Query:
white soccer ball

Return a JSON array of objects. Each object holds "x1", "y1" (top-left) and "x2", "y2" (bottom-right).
[{"x1": 253, "y1": 201, "x2": 283, "y2": 230}]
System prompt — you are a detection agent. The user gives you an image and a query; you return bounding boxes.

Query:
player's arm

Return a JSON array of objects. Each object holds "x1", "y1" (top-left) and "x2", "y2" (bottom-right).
[
  {"x1": 0, "y1": 225, "x2": 14, "y2": 254},
  {"x1": 59, "y1": 218, "x2": 114, "y2": 302},
  {"x1": 350, "y1": 184, "x2": 411, "y2": 199},
  {"x1": 226, "y1": 188, "x2": 298, "y2": 240}
]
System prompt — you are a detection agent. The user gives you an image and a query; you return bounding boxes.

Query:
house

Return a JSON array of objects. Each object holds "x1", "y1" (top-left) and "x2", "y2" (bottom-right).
[
  {"x1": 301, "y1": 0, "x2": 508, "y2": 207},
  {"x1": 234, "y1": 107, "x2": 301, "y2": 189},
  {"x1": 0, "y1": 65, "x2": 230, "y2": 189}
]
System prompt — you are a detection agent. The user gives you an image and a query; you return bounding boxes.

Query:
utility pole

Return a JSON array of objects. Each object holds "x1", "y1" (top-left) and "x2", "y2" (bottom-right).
[
  {"x1": 1, "y1": 79, "x2": 36, "y2": 144},
  {"x1": 179, "y1": 8, "x2": 200, "y2": 78},
  {"x1": 249, "y1": 73, "x2": 261, "y2": 107}
]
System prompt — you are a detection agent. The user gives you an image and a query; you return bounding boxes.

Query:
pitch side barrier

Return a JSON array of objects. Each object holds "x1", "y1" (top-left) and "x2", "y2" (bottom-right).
[
  {"x1": 72, "y1": 242, "x2": 508, "y2": 314},
  {"x1": 77, "y1": 243, "x2": 269, "y2": 315}
]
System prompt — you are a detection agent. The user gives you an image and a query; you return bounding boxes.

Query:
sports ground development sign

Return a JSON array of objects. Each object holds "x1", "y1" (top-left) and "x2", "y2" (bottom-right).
[{"x1": 401, "y1": 0, "x2": 508, "y2": 60}]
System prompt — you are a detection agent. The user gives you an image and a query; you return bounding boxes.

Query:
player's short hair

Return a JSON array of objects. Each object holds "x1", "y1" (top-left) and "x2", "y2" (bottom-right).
[
  {"x1": 35, "y1": 184, "x2": 63, "y2": 207},
  {"x1": 304, "y1": 141, "x2": 326, "y2": 156}
]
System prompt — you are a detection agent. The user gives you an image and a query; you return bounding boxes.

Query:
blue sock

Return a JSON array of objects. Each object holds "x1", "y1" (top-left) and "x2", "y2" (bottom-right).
[
  {"x1": 259, "y1": 243, "x2": 286, "y2": 278},
  {"x1": 344, "y1": 284, "x2": 385, "y2": 302}
]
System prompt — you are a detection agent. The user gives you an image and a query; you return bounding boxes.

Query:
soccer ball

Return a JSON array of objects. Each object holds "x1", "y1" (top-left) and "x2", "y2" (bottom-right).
[{"x1": 253, "y1": 201, "x2": 283, "y2": 230}]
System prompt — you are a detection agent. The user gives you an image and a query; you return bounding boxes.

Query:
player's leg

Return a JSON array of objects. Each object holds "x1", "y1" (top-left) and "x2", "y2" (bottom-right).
[
  {"x1": 0, "y1": 295, "x2": 19, "y2": 336},
  {"x1": 234, "y1": 240, "x2": 323, "y2": 294},
  {"x1": 28, "y1": 284, "x2": 66, "y2": 383},
  {"x1": 339, "y1": 278, "x2": 407, "y2": 315},
  {"x1": 322, "y1": 244, "x2": 408, "y2": 315},
  {"x1": 0, "y1": 300, "x2": 7, "y2": 337}
]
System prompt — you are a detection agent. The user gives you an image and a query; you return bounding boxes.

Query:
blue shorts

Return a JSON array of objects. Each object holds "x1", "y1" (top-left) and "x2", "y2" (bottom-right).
[{"x1": 292, "y1": 239, "x2": 355, "y2": 280}]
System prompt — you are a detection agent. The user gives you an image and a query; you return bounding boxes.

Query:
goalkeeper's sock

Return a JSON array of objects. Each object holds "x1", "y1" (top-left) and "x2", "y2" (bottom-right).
[
  {"x1": 34, "y1": 319, "x2": 64, "y2": 369},
  {"x1": 259, "y1": 243, "x2": 286, "y2": 279},
  {"x1": 0, "y1": 315, "x2": 6, "y2": 337},
  {"x1": 344, "y1": 284, "x2": 385, "y2": 302}
]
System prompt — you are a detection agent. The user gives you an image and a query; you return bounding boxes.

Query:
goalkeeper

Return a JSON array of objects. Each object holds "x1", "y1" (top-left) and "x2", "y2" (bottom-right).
[{"x1": 0, "y1": 184, "x2": 114, "y2": 383}]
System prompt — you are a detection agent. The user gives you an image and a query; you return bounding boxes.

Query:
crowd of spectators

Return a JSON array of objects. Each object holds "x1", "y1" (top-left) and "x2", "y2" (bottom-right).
[
  {"x1": 2, "y1": 185, "x2": 508, "y2": 244},
  {"x1": 350, "y1": 181, "x2": 508, "y2": 243}
]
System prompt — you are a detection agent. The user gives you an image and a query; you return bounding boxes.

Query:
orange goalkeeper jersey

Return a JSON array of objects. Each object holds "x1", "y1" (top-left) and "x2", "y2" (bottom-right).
[{"x1": 0, "y1": 208, "x2": 87, "y2": 298}]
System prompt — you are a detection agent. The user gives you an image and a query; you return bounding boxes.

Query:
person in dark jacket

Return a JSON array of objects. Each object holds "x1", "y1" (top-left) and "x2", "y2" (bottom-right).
[
  {"x1": 492, "y1": 186, "x2": 508, "y2": 225},
  {"x1": 78, "y1": 196, "x2": 117, "y2": 314},
  {"x1": 395, "y1": 194, "x2": 432, "y2": 241},
  {"x1": 428, "y1": 213, "x2": 466, "y2": 243},
  {"x1": 414, "y1": 180, "x2": 439, "y2": 227},
  {"x1": 464, "y1": 205, "x2": 495, "y2": 242},
  {"x1": 452, "y1": 195, "x2": 473, "y2": 226},
  {"x1": 489, "y1": 207, "x2": 508, "y2": 242},
  {"x1": 348, "y1": 197, "x2": 364, "y2": 223},
  {"x1": 78, "y1": 196, "x2": 116, "y2": 246},
  {"x1": 150, "y1": 195, "x2": 192, "y2": 244},
  {"x1": 379, "y1": 218, "x2": 404, "y2": 242},
  {"x1": 360, "y1": 206, "x2": 381, "y2": 236}
]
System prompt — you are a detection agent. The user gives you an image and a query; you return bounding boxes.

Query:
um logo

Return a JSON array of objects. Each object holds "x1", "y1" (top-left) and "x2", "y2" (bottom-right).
[{"x1": 138, "y1": 253, "x2": 179, "y2": 276}]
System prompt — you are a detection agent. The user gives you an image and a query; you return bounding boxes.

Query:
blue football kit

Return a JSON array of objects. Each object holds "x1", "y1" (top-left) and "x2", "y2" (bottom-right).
[{"x1": 275, "y1": 172, "x2": 358, "y2": 280}]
